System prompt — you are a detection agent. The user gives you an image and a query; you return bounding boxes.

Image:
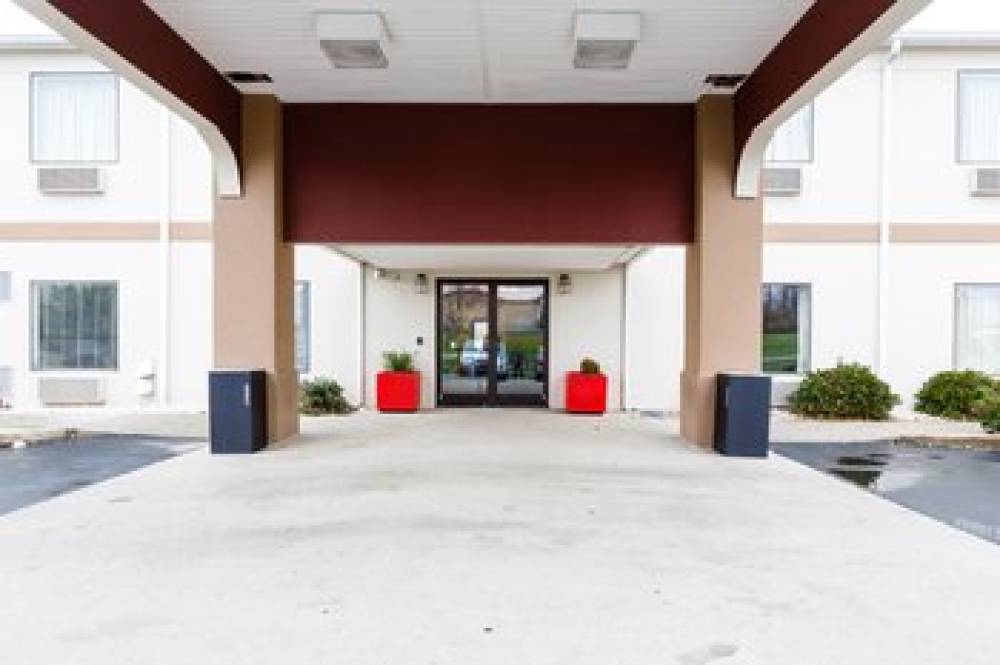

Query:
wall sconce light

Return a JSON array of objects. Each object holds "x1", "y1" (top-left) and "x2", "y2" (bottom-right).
[
  {"x1": 415, "y1": 273, "x2": 430, "y2": 294},
  {"x1": 557, "y1": 273, "x2": 572, "y2": 295}
]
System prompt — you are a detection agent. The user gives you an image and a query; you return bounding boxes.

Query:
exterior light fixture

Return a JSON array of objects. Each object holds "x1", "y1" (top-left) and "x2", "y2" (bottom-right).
[
  {"x1": 415, "y1": 273, "x2": 429, "y2": 294},
  {"x1": 557, "y1": 273, "x2": 573, "y2": 295},
  {"x1": 573, "y1": 12, "x2": 640, "y2": 70},
  {"x1": 316, "y1": 12, "x2": 388, "y2": 69}
]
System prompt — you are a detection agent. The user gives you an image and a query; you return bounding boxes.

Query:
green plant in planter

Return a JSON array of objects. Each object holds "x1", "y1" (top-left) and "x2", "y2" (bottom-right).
[
  {"x1": 914, "y1": 370, "x2": 999, "y2": 420},
  {"x1": 579, "y1": 357, "x2": 602, "y2": 374},
  {"x1": 788, "y1": 362, "x2": 899, "y2": 420},
  {"x1": 299, "y1": 377, "x2": 353, "y2": 415},
  {"x1": 383, "y1": 351, "x2": 416, "y2": 372}
]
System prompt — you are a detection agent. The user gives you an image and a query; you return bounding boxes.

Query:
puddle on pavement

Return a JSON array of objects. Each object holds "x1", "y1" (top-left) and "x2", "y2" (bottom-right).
[{"x1": 775, "y1": 440, "x2": 1000, "y2": 546}]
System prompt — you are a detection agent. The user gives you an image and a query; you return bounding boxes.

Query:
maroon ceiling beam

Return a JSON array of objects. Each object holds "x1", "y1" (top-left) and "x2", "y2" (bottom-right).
[
  {"x1": 45, "y1": 0, "x2": 241, "y2": 173},
  {"x1": 735, "y1": 0, "x2": 898, "y2": 163}
]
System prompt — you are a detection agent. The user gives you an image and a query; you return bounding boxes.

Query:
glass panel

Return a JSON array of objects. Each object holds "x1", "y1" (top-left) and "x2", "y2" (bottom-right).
[
  {"x1": 762, "y1": 284, "x2": 810, "y2": 374},
  {"x1": 32, "y1": 72, "x2": 118, "y2": 163},
  {"x1": 956, "y1": 284, "x2": 1000, "y2": 374},
  {"x1": 496, "y1": 285, "x2": 546, "y2": 398},
  {"x1": 439, "y1": 283, "x2": 490, "y2": 401},
  {"x1": 294, "y1": 281, "x2": 311, "y2": 373},
  {"x1": 765, "y1": 103, "x2": 814, "y2": 163},
  {"x1": 33, "y1": 281, "x2": 118, "y2": 370},
  {"x1": 959, "y1": 72, "x2": 1000, "y2": 162}
]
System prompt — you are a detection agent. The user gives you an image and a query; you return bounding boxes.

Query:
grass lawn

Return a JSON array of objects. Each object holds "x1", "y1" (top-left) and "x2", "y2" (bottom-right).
[{"x1": 763, "y1": 331, "x2": 799, "y2": 373}]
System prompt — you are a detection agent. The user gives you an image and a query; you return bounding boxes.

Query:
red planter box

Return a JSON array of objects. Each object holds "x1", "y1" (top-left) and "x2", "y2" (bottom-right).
[
  {"x1": 565, "y1": 372, "x2": 607, "y2": 414},
  {"x1": 376, "y1": 371, "x2": 421, "y2": 412}
]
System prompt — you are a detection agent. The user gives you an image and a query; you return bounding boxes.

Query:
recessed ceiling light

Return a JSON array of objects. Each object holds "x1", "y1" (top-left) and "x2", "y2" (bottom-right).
[
  {"x1": 225, "y1": 71, "x2": 272, "y2": 84},
  {"x1": 316, "y1": 12, "x2": 388, "y2": 69},
  {"x1": 574, "y1": 12, "x2": 640, "y2": 70}
]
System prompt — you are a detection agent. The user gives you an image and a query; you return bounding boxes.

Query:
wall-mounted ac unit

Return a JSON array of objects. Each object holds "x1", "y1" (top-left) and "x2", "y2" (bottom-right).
[
  {"x1": 38, "y1": 377, "x2": 106, "y2": 406},
  {"x1": 37, "y1": 167, "x2": 104, "y2": 195},
  {"x1": 762, "y1": 167, "x2": 803, "y2": 197},
  {"x1": 970, "y1": 168, "x2": 1000, "y2": 197}
]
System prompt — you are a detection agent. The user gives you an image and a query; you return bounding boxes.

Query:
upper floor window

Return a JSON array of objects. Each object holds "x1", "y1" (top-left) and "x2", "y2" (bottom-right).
[
  {"x1": 31, "y1": 281, "x2": 118, "y2": 370},
  {"x1": 295, "y1": 280, "x2": 311, "y2": 373},
  {"x1": 765, "y1": 103, "x2": 814, "y2": 164},
  {"x1": 762, "y1": 283, "x2": 812, "y2": 374},
  {"x1": 955, "y1": 284, "x2": 1000, "y2": 375},
  {"x1": 958, "y1": 71, "x2": 1000, "y2": 163},
  {"x1": 30, "y1": 72, "x2": 119, "y2": 163}
]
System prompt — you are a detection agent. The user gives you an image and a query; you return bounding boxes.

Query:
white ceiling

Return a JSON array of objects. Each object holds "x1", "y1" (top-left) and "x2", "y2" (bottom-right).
[
  {"x1": 143, "y1": 0, "x2": 815, "y2": 103},
  {"x1": 332, "y1": 244, "x2": 644, "y2": 271}
]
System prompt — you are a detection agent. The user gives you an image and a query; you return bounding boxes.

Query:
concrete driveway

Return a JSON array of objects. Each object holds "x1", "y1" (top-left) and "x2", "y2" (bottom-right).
[{"x1": 2, "y1": 410, "x2": 998, "y2": 664}]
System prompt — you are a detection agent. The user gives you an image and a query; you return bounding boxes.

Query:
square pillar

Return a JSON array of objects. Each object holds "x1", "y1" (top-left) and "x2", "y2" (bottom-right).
[
  {"x1": 680, "y1": 96, "x2": 764, "y2": 446},
  {"x1": 214, "y1": 95, "x2": 298, "y2": 443}
]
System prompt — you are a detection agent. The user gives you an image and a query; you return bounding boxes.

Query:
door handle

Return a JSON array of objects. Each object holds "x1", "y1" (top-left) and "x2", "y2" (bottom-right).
[{"x1": 243, "y1": 383, "x2": 251, "y2": 408}]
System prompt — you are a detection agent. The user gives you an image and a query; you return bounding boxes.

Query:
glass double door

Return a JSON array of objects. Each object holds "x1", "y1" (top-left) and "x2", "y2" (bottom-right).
[{"x1": 437, "y1": 280, "x2": 548, "y2": 407}]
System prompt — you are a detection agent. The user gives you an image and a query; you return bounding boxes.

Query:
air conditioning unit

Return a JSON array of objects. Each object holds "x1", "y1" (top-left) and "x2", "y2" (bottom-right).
[
  {"x1": 37, "y1": 167, "x2": 104, "y2": 195},
  {"x1": 38, "y1": 377, "x2": 106, "y2": 406},
  {"x1": 970, "y1": 168, "x2": 1000, "y2": 197},
  {"x1": 762, "y1": 167, "x2": 803, "y2": 197}
]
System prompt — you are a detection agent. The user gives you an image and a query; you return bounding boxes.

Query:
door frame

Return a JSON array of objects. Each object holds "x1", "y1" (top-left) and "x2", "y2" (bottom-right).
[{"x1": 436, "y1": 278, "x2": 550, "y2": 408}]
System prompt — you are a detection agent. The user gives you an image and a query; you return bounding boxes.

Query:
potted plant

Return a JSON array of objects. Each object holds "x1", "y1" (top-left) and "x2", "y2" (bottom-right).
[
  {"x1": 376, "y1": 351, "x2": 420, "y2": 412},
  {"x1": 566, "y1": 357, "x2": 607, "y2": 414}
]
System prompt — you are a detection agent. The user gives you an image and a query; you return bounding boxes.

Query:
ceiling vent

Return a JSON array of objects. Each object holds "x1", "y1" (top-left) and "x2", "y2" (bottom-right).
[
  {"x1": 316, "y1": 12, "x2": 388, "y2": 69},
  {"x1": 574, "y1": 12, "x2": 640, "y2": 70},
  {"x1": 705, "y1": 74, "x2": 747, "y2": 90},
  {"x1": 225, "y1": 71, "x2": 272, "y2": 84}
]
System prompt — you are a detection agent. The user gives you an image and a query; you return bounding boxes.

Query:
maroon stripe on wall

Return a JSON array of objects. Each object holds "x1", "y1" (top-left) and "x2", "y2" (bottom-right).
[
  {"x1": 735, "y1": 0, "x2": 896, "y2": 157},
  {"x1": 284, "y1": 104, "x2": 694, "y2": 244},
  {"x1": 48, "y1": 0, "x2": 241, "y2": 164}
]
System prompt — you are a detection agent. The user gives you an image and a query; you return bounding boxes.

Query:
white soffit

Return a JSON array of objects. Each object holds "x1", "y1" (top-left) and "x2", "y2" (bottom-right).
[
  {"x1": 332, "y1": 245, "x2": 644, "y2": 271},
  {"x1": 142, "y1": 0, "x2": 816, "y2": 103}
]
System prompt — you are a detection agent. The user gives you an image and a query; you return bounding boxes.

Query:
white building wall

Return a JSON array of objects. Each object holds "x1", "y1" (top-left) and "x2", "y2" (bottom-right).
[
  {"x1": 295, "y1": 246, "x2": 363, "y2": 406},
  {"x1": 0, "y1": 47, "x2": 215, "y2": 411},
  {"x1": 762, "y1": 44, "x2": 1000, "y2": 408},
  {"x1": 624, "y1": 247, "x2": 685, "y2": 412},
  {"x1": 886, "y1": 244, "x2": 1000, "y2": 404}
]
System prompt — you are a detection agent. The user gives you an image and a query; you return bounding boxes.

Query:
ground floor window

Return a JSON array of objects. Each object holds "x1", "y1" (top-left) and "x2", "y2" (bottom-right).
[
  {"x1": 762, "y1": 283, "x2": 812, "y2": 374},
  {"x1": 31, "y1": 281, "x2": 118, "y2": 370},
  {"x1": 955, "y1": 284, "x2": 1000, "y2": 375},
  {"x1": 294, "y1": 280, "x2": 311, "y2": 373}
]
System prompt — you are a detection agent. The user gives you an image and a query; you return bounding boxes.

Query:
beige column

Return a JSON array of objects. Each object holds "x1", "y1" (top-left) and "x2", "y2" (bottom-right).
[
  {"x1": 680, "y1": 96, "x2": 764, "y2": 447},
  {"x1": 214, "y1": 95, "x2": 298, "y2": 442}
]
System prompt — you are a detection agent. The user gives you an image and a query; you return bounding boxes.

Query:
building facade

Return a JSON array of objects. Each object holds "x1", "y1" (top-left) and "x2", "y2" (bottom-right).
[
  {"x1": 1, "y1": 0, "x2": 935, "y2": 446},
  {"x1": 3, "y1": 29, "x2": 1000, "y2": 416}
]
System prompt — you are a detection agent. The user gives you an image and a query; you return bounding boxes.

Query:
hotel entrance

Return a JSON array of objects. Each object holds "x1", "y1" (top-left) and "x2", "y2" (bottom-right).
[{"x1": 436, "y1": 280, "x2": 549, "y2": 407}]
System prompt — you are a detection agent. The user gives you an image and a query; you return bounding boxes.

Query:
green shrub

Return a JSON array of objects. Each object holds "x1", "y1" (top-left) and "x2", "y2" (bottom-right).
[
  {"x1": 977, "y1": 398, "x2": 1000, "y2": 434},
  {"x1": 383, "y1": 351, "x2": 415, "y2": 372},
  {"x1": 788, "y1": 362, "x2": 899, "y2": 420},
  {"x1": 579, "y1": 357, "x2": 602, "y2": 374},
  {"x1": 300, "y1": 377, "x2": 353, "y2": 415},
  {"x1": 914, "y1": 370, "x2": 998, "y2": 420}
]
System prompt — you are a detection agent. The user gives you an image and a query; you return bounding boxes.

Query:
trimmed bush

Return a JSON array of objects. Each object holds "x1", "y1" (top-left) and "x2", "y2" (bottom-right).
[
  {"x1": 977, "y1": 397, "x2": 1000, "y2": 434},
  {"x1": 579, "y1": 357, "x2": 602, "y2": 374},
  {"x1": 383, "y1": 351, "x2": 415, "y2": 372},
  {"x1": 788, "y1": 362, "x2": 899, "y2": 420},
  {"x1": 300, "y1": 377, "x2": 353, "y2": 415},
  {"x1": 914, "y1": 370, "x2": 998, "y2": 420}
]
